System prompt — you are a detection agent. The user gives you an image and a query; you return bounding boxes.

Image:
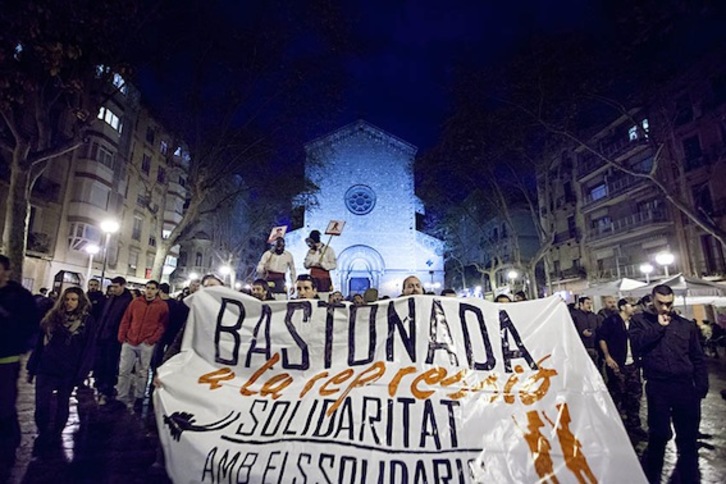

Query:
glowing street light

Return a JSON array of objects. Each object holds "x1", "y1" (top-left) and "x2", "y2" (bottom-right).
[
  {"x1": 99, "y1": 219, "x2": 120, "y2": 289},
  {"x1": 640, "y1": 263, "x2": 654, "y2": 284},
  {"x1": 84, "y1": 244, "x2": 100, "y2": 286},
  {"x1": 507, "y1": 270, "x2": 519, "y2": 281},
  {"x1": 655, "y1": 252, "x2": 675, "y2": 277}
]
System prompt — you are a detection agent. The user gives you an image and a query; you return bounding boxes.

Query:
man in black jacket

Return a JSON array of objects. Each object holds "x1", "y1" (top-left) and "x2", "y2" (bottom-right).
[
  {"x1": 571, "y1": 296, "x2": 602, "y2": 367},
  {"x1": 0, "y1": 255, "x2": 39, "y2": 473},
  {"x1": 630, "y1": 284, "x2": 708, "y2": 483},
  {"x1": 93, "y1": 276, "x2": 133, "y2": 405},
  {"x1": 597, "y1": 298, "x2": 646, "y2": 439}
]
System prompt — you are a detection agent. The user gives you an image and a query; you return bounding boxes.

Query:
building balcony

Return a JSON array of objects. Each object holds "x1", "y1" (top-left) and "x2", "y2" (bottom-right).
[
  {"x1": 67, "y1": 201, "x2": 110, "y2": 223},
  {"x1": 588, "y1": 210, "x2": 671, "y2": 243},
  {"x1": 577, "y1": 139, "x2": 649, "y2": 180},
  {"x1": 582, "y1": 174, "x2": 649, "y2": 210},
  {"x1": 553, "y1": 229, "x2": 580, "y2": 244},
  {"x1": 74, "y1": 159, "x2": 114, "y2": 186}
]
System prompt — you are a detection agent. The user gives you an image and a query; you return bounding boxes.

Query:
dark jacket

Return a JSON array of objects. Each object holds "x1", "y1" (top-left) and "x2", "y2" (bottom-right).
[
  {"x1": 161, "y1": 298, "x2": 188, "y2": 347},
  {"x1": 97, "y1": 289, "x2": 133, "y2": 341},
  {"x1": 27, "y1": 314, "x2": 97, "y2": 384},
  {"x1": 571, "y1": 309, "x2": 601, "y2": 349},
  {"x1": 630, "y1": 310, "x2": 708, "y2": 397},
  {"x1": 597, "y1": 313, "x2": 635, "y2": 367},
  {"x1": 87, "y1": 290, "x2": 107, "y2": 323},
  {"x1": 0, "y1": 281, "x2": 40, "y2": 358}
]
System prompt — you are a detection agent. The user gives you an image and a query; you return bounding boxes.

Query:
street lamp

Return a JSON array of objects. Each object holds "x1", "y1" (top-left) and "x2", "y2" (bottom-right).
[
  {"x1": 219, "y1": 265, "x2": 232, "y2": 286},
  {"x1": 639, "y1": 263, "x2": 654, "y2": 284},
  {"x1": 84, "y1": 244, "x2": 100, "y2": 285},
  {"x1": 99, "y1": 219, "x2": 120, "y2": 290},
  {"x1": 655, "y1": 252, "x2": 675, "y2": 277},
  {"x1": 507, "y1": 269, "x2": 518, "y2": 291}
]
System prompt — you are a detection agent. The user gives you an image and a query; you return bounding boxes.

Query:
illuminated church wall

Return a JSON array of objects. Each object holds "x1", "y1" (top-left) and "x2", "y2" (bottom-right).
[{"x1": 286, "y1": 120, "x2": 445, "y2": 297}]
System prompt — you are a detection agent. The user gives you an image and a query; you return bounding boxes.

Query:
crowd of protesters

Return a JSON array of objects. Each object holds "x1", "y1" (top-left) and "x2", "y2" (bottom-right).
[{"x1": 0, "y1": 243, "x2": 723, "y2": 483}]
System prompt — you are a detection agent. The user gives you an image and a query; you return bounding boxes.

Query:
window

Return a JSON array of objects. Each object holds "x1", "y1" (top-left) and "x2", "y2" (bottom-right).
[
  {"x1": 146, "y1": 127, "x2": 155, "y2": 144},
  {"x1": 195, "y1": 252, "x2": 203, "y2": 266},
  {"x1": 67, "y1": 223, "x2": 101, "y2": 251},
  {"x1": 682, "y1": 135, "x2": 703, "y2": 170},
  {"x1": 112, "y1": 73, "x2": 128, "y2": 95},
  {"x1": 628, "y1": 118, "x2": 649, "y2": 141},
  {"x1": 141, "y1": 154, "x2": 151, "y2": 174},
  {"x1": 157, "y1": 167, "x2": 166, "y2": 184},
  {"x1": 162, "y1": 229, "x2": 171, "y2": 239},
  {"x1": 128, "y1": 249, "x2": 139, "y2": 275},
  {"x1": 589, "y1": 183, "x2": 607, "y2": 201},
  {"x1": 132, "y1": 215, "x2": 143, "y2": 241},
  {"x1": 501, "y1": 223, "x2": 508, "y2": 239},
  {"x1": 711, "y1": 74, "x2": 726, "y2": 105},
  {"x1": 178, "y1": 176, "x2": 186, "y2": 187},
  {"x1": 97, "y1": 145, "x2": 115, "y2": 169},
  {"x1": 136, "y1": 193, "x2": 147, "y2": 207},
  {"x1": 97, "y1": 106, "x2": 122, "y2": 132},
  {"x1": 591, "y1": 215, "x2": 611, "y2": 232},
  {"x1": 675, "y1": 94, "x2": 693, "y2": 126},
  {"x1": 160, "y1": 140, "x2": 169, "y2": 155},
  {"x1": 148, "y1": 235, "x2": 157, "y2": 247},
  {"x1": 567, "y1": 215, "x2": 577, "y2": 237},
  {"x1": 179, "y1": 251, "x2": 187, "y2": 266},
  {"x1": 692, "y1": 184, "x2": 714, "y2": 215},
  {"x1": 165, "y1": 255, "x2": 178, "y2": 269}
]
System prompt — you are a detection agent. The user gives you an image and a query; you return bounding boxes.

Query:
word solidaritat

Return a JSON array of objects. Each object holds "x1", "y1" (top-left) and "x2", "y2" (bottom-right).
[{"x1": 154, "y1": 289, "x2": 647, "y2": 484}]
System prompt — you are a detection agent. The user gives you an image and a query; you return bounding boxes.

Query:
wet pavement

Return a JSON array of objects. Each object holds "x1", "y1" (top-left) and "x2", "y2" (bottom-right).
[{"x1": 3, "y1": 355, "x2": 726, "y2": 483}]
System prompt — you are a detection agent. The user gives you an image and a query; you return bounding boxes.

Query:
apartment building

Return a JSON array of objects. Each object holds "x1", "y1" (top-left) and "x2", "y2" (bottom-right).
[
  {"x1": 1, "y1": 76, "x2": 187, "y2": 291},
  {"x1": 539, "y1": 57, "x2": 726, "y2": 294}
]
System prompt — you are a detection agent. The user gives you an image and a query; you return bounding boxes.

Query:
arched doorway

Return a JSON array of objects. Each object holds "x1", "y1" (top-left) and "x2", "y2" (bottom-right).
[{"x1": 336, "y1": 245, "x2": 385, "y2": 297}]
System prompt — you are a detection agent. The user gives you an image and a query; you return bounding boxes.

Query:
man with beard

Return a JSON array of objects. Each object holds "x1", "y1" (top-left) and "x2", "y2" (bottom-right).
[
  {"x1": 257, "y1": 237, "x2": 296, "y2": 300},
  {"x1": 303, "y1": 230, "x2": 337, "y2": 301},
  {"x1": 86, "y1": 278, "x2": 107, "y2": 323}
]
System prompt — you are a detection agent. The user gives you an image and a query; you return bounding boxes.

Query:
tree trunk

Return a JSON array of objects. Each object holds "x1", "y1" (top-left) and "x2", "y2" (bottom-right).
[
  {"x1": 2, "y1": 165, "x2": 31, "y2": 282},
  {"x1": 151, "y1": 239, "x2": 172, "y2": 282}
]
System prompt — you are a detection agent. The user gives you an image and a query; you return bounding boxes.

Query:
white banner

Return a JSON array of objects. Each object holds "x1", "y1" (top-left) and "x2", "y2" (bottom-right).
[{"x1": 155, "y1": 287, "x2": 646, "y2": 483}]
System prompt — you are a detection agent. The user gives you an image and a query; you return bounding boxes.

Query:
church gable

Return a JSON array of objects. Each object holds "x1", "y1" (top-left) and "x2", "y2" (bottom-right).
[{"x1": 305, "y1": 120, "x2": 417, "y2": 159}]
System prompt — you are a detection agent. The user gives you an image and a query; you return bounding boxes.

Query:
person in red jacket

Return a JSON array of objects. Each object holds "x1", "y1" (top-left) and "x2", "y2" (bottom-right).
[{"x1": 115, "y1": 280, "x2": 168, "y2": 410}]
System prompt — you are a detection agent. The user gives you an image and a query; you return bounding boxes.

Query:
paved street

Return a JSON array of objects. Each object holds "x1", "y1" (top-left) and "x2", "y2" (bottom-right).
[{"x1": 4, "y1": 355, "x2": 726, "y2": 483}]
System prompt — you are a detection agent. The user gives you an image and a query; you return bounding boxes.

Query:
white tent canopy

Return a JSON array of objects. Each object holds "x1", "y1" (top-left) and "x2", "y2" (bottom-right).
[
  {"x1": 587, "y1": 277, "x2": 648, "y2": 296},
  {"x1": 623, "y1": 274, "x2": 726, "y2": 298}
]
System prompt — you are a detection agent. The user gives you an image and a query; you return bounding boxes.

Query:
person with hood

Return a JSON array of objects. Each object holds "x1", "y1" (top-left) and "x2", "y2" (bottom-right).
[
  {"x1": 303, "y1": 229, "x2": 337, "y2": 300},
  {"x1": 0, "y1": 255, "x2": 39, "y2": 471},
  {"x1": 26, "y1": 287, "x2": 96, "y2": 453}
]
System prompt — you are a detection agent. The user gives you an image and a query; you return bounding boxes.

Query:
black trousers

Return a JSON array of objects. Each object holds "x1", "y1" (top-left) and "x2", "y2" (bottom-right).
[
  {"x1": 0, "y1": 362, "x2": 21, "y2": 469},
  {"x1": 34, "y1": 374, "x2": 74, "y2": 438},
  {"x1": 94, "y1": 338, "x2": 122, "y2": 398},
  {"x1": 606, "y1": 363, "x2": 643, "y2": 431},
  {"x1": 644, "y1": 379, "x2": 700, "y2": 483}
]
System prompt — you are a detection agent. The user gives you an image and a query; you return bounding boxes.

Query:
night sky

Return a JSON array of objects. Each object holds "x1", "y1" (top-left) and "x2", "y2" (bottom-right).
[{"x1": 135, "y1": 0, "x2": 601, "y2": 153}]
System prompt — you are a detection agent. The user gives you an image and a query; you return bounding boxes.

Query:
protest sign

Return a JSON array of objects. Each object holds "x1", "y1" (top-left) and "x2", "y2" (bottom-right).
[{"x1": 155, "y1": 288, "x2": 646, "y2": 483}]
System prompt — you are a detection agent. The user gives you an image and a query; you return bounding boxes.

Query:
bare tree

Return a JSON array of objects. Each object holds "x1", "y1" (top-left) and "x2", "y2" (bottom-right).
[{"x1": 0, "y1": 1, "x2": 145, "y2": 280}]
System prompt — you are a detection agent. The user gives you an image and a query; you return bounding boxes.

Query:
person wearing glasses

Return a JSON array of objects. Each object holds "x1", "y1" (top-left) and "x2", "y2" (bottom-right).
[{"x1": 630, "y1": 284, "x2": 708, "y2": 483}]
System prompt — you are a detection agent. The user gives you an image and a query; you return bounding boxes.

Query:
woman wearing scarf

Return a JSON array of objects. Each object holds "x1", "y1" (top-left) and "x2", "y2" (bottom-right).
[{"x1": 27, "y1": 287, "x2": 97, "y2": 452}]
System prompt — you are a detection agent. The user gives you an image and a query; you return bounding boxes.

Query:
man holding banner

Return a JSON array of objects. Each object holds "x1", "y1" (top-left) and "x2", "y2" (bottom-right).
[
  {"x1": 154, "y1": 287, "x2": 647, "y2": 483},
  {"x1": 304, "y1": 229, "x2": 337, "y2": 300}
]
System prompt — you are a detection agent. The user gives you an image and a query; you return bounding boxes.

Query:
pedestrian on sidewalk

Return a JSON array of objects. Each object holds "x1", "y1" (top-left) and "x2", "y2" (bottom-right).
[
  {"x1": 0, "y1": 255, "x2": 39, "y2": 472},
  {"x1": 26, "y1": 287, "x2": 96, "y2": 452}
]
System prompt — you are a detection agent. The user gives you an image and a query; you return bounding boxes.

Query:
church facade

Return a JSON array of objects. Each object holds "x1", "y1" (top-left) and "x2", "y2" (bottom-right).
[{"x1": 285, "y1": 120, "x2": 444, "y2": 297}]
